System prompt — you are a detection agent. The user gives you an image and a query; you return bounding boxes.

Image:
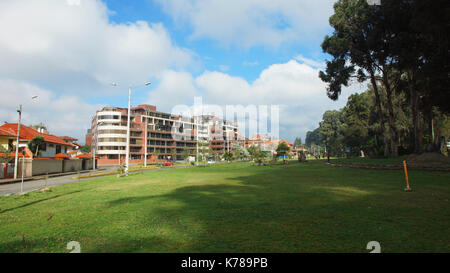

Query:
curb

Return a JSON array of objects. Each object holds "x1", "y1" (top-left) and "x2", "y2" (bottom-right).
[{"x1": 0, "y1": 169, "x2": 107, "y2": 185}]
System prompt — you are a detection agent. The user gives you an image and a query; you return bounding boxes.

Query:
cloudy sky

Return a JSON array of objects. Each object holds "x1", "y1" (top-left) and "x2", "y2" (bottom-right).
[{"x1": 0, "y1": 0, "x2": 364, "y2": 143}]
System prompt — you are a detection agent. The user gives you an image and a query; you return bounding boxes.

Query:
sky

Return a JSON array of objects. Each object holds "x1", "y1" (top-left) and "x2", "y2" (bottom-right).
[{"x1": 0, "y1": 0, "x2": 365, "y2": 144}]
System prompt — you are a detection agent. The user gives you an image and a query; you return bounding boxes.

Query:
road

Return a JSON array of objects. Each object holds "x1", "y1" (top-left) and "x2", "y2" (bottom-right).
[{"x1": 0, "y1": 165, "x2": 188, "y2": 196}]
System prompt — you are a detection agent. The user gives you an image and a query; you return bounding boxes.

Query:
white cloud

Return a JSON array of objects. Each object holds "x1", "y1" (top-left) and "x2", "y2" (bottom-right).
[
  {"x1": 0, "y1": 79, "x2": 100, "y2": 141},
  {"x1": 156, "y1": 0, "x2": 335, "y2": 48},
  {"x1": 147, "y1": 70, "x2": 200, "y2": 111},
  {"x1": 0, "y1": 0, "x2": 194, "y2": 143},
  {"x1": 146, "y1": 60, "x2": 365, "y2": 141},
  {"x1": 0, "y1": 0, "x2": 193, "y2": 94},
  {"x1": 295, "y1": 54, "x2": 325, "y2": 69}
]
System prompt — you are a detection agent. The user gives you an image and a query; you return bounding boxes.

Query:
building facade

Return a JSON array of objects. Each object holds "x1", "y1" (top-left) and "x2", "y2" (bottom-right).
[
  {"x1": 0, "y1": 123, "x2": 75, "y2": 157},
  {"x1": 88, "y1": 105, "x2": 243, "y2": 166}
]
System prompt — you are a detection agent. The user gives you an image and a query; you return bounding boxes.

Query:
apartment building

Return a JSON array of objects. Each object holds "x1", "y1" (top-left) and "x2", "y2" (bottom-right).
[
  {"x1": 200, "y1": 115, "x2": 240, "y2": 154},
  {"x1": 87, "y1": 105, "x2": 242, "y2": 166}
]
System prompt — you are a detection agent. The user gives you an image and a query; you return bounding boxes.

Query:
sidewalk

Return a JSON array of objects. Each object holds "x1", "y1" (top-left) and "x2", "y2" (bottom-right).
[{"x1": 0, "y1": 168, "x2": 108, "y2": 185}]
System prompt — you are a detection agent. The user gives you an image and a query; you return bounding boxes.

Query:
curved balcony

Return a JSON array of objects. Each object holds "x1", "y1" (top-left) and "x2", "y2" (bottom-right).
[{"x1": 97, "y1": 141, "x2": 127, "y2": 147}]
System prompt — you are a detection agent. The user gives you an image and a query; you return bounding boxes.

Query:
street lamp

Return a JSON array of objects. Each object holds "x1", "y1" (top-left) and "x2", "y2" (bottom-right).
[
  {"x1": 14, "y1": 96, "x2": 39, "y2": 180},
  {"x1": 112, "y1": 82, "x2": 151, "y2": 176}
]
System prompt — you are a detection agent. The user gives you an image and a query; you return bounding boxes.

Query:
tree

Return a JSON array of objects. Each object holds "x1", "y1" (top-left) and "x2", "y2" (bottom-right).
[
  {"x1": 318, "y1": 110, "x2": 345, "y2": 155},
  {"x1": 276, "y1": 142, "x2": 290, "y2": 164},
  {"x1": 170, "y1": 148, "x2": 177, "y2": 161},
  {"x1": 293, "y1": 137, "x2": 302, "y2": 147},
  {"x1": 0, "y1": 146, "x2": 13, "y2": 163},
  {"x1": 248, "y1": 145, "x2": 268, "y2": 166},
  {"x1": 305, "y1": 128, "x2": 322, "y2": 148},
  {"x1": 80, "y1": 145, "x2": 91, "y2": 154},
  {"x1": 28, "y1": 136, "x2": 45, "y2": 157},
  {"x1": 30, "y1": 123, "x2": 48, "y2": 132},
  {"x1": 197, "y1": 140, "x2": 211, "y2": 163},
  {"x1": 182, "y1": 148, "x2": 191, "y2": 163},
  {"x1": 342, "y1": 92, "x2": 373, "y2": 155},
  {"x1": 232, "y1": 142, "x2": 249, "y2": 160},
  {"x1": 223, "y1": 151, "x2": 233, "y2": 162},
  {"x1": 319, "y1": 0, "x2": 392, "y2": 156}
]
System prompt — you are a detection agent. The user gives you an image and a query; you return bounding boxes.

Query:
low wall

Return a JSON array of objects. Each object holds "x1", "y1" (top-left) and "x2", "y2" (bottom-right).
[
  {"x1": 32, "y1": 159, "x2": 63, "y2": 176},
  {"x1": 18, "y1": 158, "x2": 33, "y2": 178},
  {"x1": 0, "y1": 163, "x2": 14, "y2": 179},
  {"x1": 1, "y1": 158, "x2": 94, "y2": 180},
  {"x1": 83, "y1": 159, "x2": 93, "y2": 170},
  {"x1": 63, "y1": 159, "x2": 82, "y2": 173}
]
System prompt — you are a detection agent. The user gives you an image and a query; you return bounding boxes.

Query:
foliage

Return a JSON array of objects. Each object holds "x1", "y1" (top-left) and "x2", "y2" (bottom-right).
[
  {"x1": 0, "y1": 146, "x2": 13, "y2": 163},
  {"x1": 80, "y1": 145, "x2": 91, "y2": 154},
  {"x1": 182, "y1": 148, "x2": 191, "y2": 162},
  {"x1": 197, "y1": 140, "x2": 213, "y2": 163},
  {"x1": 276, "y1": 143, "x2": 290, "y2": 157},
  {"x1": 223, "y1": 151, "x2": 233, "y2": 162},
  {"x1": 248, "y1": 145, "x2": 270, "y2": 166},
  {"x1": 27, "y1": 136, "x2": 45, "y2": 157},
  {"x1": 293, "y1": 137, "x2": 302, "y2": 147},
  {"x1": 232, "y1": 143, "x2": 249, "y2": 160},
  {"x1": 318, "y1": 0, "x2": 450, "y2": 156},
  {"x1": 30, "y1": 123, "x2": 47, "y2": 132}
]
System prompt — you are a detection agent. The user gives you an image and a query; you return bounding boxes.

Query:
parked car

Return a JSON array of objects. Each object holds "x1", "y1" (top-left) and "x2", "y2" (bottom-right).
[{"x1": 164, "y1": 160, "x2": 174, "y2": 166}]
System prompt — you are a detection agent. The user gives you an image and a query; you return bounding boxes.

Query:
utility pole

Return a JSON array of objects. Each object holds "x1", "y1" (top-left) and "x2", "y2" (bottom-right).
[
  {"x1": 92, "y1": 120, "x2": 97, "y2": 171},
  {"x1": 196, "y1": 118, "x2": 199, "y2": 164},
  {"x1": 21, "y1": 151, "x2": 25, "y2": 193},
  {"x1": 111, "y1": 82, "x2": 150, "y2": 175},
  {"x1": 13, "y1": 105, "x2": 22, "y2": 179},
  {"x1": 125, "y1": 87, "x2": 132, "y2": 176},
  {"x1": 144, "y1": 117, "x2": 148, "y2": 167}
]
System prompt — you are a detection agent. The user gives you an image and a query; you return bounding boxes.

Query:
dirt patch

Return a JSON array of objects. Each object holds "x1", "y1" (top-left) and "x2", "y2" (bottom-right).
[{"x1": 406, "y1": 152, "x2": 450, "y2": 164}]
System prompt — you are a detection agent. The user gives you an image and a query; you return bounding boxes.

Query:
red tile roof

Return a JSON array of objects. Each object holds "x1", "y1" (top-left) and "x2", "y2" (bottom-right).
[
  {"x1": 53, "y1": 153, "x2": 69, "y2": 158},
  {"x1": 0, "y1": 127, "x2": 16, "y2": 137},
  {"x1": 0, "y1": 123, "x2": 72, "y2": 146},
  {"x1": 59, "y1": 136, "x2": 78, "y2": 141},
  {"x1": 280, "y1": 139, "x2": 293, "y2": 146}
]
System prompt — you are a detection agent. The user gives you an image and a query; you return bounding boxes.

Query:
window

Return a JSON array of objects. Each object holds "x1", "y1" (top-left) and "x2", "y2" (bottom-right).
[
  {"x1": 56, "y1": 145, "x2": 61, "y2": 154},
  {"x1": 40, "y1": 143, "x2": 47, "y2": 152}
]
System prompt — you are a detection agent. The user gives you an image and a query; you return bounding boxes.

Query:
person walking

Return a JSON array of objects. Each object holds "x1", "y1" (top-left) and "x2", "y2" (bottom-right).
[{"x1": 327, "y1": 152, "x2": 331, "y2": 164}]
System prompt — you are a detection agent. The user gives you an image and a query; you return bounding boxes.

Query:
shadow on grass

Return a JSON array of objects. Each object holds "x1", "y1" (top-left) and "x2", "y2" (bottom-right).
[
  {"x1": 102, "y1": 165, "x2": 395, "y2": 252},
  {"x1": 0, "y1": 190, "x2": 84, "y2": 214}
]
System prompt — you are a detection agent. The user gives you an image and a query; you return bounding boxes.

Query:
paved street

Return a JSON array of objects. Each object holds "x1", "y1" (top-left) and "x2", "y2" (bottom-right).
[{"x1": 0, "y1": 165, "x2": 188, "y2": 196}]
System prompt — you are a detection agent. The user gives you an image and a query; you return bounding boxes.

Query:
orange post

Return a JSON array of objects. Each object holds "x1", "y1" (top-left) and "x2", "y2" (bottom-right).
[{"x1": 403, "y1": 160, "x2": 412, "y2": 191}]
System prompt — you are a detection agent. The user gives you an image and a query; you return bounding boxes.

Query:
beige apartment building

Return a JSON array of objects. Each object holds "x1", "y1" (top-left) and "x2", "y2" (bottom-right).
[{"x1": 86, "y1": 105, "x2": 242, "y2": 166}]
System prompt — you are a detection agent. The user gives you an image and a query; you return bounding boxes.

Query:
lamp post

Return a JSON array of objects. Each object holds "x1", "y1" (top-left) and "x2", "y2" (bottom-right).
[
  {"x1": 112, "y1": 82, "x2": 151, "y2": 176},
  {"x1": 21, "y1": 150, "x2": 25, "y2": 193},
  {"x1": 144, "y1": 118, "x2": 148, "y2": 167},
  {"x1": 14, "y1": 96, "x2": 38, "y2": 180}
]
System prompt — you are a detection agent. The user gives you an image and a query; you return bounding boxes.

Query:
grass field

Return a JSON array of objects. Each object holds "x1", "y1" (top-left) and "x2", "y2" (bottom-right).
[{"x1": 0, "y1": 162, "x2": 448, "y2": 253}]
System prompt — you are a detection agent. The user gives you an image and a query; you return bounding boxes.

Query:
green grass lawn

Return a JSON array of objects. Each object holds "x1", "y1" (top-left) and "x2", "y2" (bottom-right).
[{"x1": 0, "y1": 162, "x2": 448, "y2": 253}]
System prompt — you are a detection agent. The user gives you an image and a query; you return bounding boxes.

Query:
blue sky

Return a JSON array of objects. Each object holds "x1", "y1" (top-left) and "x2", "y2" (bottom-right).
[{"x1": 0, "y1": 0, "x2": 364, "y2": 143}]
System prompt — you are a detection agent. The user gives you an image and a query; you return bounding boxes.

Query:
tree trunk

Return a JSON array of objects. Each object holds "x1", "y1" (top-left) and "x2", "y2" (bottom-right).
[
  {"x1": 407, "y1": 72, "x2": 423, "y2": 154},
  {"x1": 428, "y1": 106, "x2": 436, "y2": 150},
  {"x1": 369, "y1": 70, "x2": 389, "y2": 157},
  {"x1": 382, "y1": 66, "x2": 398, "y2": 157}
]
